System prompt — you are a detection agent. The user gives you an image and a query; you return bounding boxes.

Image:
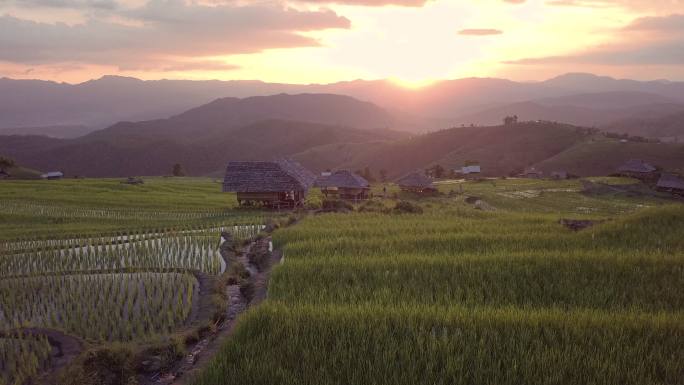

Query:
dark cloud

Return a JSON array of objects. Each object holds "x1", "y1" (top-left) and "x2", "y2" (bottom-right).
[
  {"x1": 0, "y1": 1, "x2": 350, "y2": 71},
  {"x1": 458, "y1": 29, "x2": 503, "y2": 36},
  {"x1": 505, "y1": 14, "x2": 684, "y2": 66}
]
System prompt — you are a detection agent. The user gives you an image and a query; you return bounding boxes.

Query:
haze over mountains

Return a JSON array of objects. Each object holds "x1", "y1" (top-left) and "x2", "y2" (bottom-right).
[
  {"x1": 2, "y1": 73, "x2": 684, "y2": 137},
  {"x1": 1, "y1": 73, "x2": 684, "y2": 178}
]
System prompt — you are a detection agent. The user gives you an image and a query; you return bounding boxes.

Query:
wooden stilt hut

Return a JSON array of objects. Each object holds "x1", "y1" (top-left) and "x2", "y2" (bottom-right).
[
  {"x1": 314, "y1": 170, "x2": 370, "y2": 202},
  {"x1": 222, "y1": 159, "x2": 315, "y2": 209},
  {"x1": 396, "y1": 172, "x2": 436, "y2": 194}
]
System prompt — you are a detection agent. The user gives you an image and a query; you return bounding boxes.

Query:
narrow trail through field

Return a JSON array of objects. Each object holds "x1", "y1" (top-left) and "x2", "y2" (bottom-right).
[{"x1": 142, "y1": 235, "x2": 282, "y2": 385}]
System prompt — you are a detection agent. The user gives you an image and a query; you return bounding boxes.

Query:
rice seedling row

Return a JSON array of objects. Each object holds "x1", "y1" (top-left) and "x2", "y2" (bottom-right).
[
  {"x1": 0, "y1": 272, "x2": 198, "y2": 342},
  {"x1": 0, "y1": 332, "x2": 52, "y2": 385},
  {"x1": 1, "y1": 224, "x2": 267, "y2": 277}
]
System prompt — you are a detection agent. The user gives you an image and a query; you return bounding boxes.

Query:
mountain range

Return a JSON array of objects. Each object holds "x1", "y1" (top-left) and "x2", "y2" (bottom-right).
[
  {"x1": 1, "y1": 73, "x2": 683, "y2": 178},
  {"x1": 2, "y1": 92, "x2": 683, "y2": 179},
  {"x1": 2, "y1": 73, "x2": 684, "y2": 139}
]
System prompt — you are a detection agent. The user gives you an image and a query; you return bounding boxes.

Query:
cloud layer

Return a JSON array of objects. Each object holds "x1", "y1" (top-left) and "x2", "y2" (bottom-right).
[
  {"x1": 0, "y1": 0, "x2": 350, "y2": 71},
  {"x1": 505, "y1": 14, "x2": 684, "y2": 66}
]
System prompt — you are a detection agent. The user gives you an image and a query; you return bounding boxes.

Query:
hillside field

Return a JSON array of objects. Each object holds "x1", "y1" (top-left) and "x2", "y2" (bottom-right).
[
  {"x1": 192, "y1": 178, "x2": 684, "y2": 385},
  {"x1": 1, "y1": 176, "x2": 683, "y2": 385}
]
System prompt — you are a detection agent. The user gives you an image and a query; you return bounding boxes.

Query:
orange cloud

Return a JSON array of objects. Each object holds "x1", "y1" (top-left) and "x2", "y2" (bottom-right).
[{"x1": 458, "y1": 28, "x2": 503, "y2": 36}]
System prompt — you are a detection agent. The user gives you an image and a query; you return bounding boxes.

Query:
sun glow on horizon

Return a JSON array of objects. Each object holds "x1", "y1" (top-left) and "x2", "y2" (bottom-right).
[{"x1": 1, "y1": 0, "x2": 682, "y2": 83}]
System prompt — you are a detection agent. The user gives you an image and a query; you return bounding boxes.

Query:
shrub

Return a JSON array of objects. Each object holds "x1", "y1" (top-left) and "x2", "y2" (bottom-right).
[{"x1": 392, "y1": 201, "x2": 423, "y2": 214}]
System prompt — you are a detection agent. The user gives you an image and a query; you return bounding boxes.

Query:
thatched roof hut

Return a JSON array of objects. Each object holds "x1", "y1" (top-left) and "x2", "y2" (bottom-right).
[
  {"x1": 656, "y1": 173, "x2": 684, "y2": 193},
  {"x1": 315, "y1": 170, "x2": 370, "y2": 201},
  {"x1": 315, "y1": 170, "x2": 369, "y2": 189},
  {"x1": 551, "y1": 171, "x2": 568, "y2": 180},
  {"x1": 222, "y1": 159, "x2": 315, "y2": 208},
  {"x1": 396, "y1": 172, "x2": 436, "y2": 193},
  {"x1": 520, "y1": 167, "x2": 543, "y2": 179},
  {"x1": 617, "y1": 159, "x2": 657, "y2": 174}
]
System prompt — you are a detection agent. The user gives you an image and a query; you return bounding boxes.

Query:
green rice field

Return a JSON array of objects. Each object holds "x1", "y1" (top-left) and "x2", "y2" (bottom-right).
[
  {"x1": 0, "y1": 177, "x2": 273, "y2": 383},
  {"x1": 192, "y1": 178, "x2": 684, "y2": 385}
]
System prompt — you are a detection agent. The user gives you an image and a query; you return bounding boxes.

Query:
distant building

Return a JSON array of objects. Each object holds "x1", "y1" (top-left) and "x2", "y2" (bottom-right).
[
  {"x1": 222, "y1": 159, "x2": 315, "y2": 209},
  {"x1": 551, "y1": 171, "x2": 568, "y2": 180},
  {"x1": 41, "y1": 171, "x2": 64, "y2": 180},
  {"x1": 616, "y1": 159, "x2": 658, "y2": 181},
  {"x1": 617, "y1": 159, "x2": 657, "y2": 174},
  {"x1": 122, "y1": 177, "x2": 144, "y2": 185},
  {"x1": 0, "y1": 170, "x2": 9, "y2": 179},
  {"x1": 396, "y1": 172, "x2": 437, "y2": 194},
  {"x1": 315, "y1": 170, "x2": 370, "y2": 202},
  {"x1": 520, "y1": 167, "x2": 543, "y2": 179},
  {"x1": 462, "y1": 165, "x2": 481, "y2": 175},
  {"x1": 656, "y1": 173, "x2": 684, "y2": 195}
]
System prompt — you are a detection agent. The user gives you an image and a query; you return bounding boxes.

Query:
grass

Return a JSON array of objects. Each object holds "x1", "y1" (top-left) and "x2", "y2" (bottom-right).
[
  {"x1": 0, "y1": 177, "x2": 277, "y2": 383},
  {"x1": 0, "y1": 177, "x2": 269, "y2": 240},
  {"x1": 0, "y1": 272, "x2": 198, "y2": 342},
  {"x1": 192, "y1": 178, "x2": 684, "y2": 385}
]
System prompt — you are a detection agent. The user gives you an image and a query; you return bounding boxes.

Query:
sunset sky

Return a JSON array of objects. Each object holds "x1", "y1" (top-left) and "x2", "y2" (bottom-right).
[{"x1": 0, "y1": 0, "x2": 682, "y2": 84}]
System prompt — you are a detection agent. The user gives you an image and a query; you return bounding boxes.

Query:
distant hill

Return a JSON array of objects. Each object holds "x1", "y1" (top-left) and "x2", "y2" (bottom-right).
[
  {"x1": 324, "y1": 122, "x2": 591, "y2": 178},
  {"x1": 534, "y1": 139, "x2": 684, "y2": 176},
  {"x1": 0, "y1": 117, "x2": 399, "y2": 177},
  {"x1": 604, "y1": 110, "x2": 684, "y2": 141},
  {"x1": 453, "y1": 92, "x2": 684, "y2": 138},
  {"x1": 0, "y1": 125, "x2": 93, "y2": 139},
  {"x1": 4, "y1": 73, "x2": 684, "y2": 135}
]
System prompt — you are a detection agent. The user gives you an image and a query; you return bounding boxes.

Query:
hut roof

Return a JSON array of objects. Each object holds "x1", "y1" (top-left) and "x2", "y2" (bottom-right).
[
  {"x1": 41, "y1": 171, "x2": 63, "y2": 178},
  {"x1": 396, "y1": 172, "x2": 434, "y2": 188},
  {"x1": 222, "y1": 159, "x2": 315, "y2": 193},
  {"x1": 657, "y1": 173, "x2": 684, "y2": 190},
  {"x1": 617, "y1": 159, "x2": 656, "y2": 173},
  {"x1": 315, "y1": 170, "x2": 369, "y2": 189},
  {"x1": 523, "y1": 167, "x2": 543, "y2": 175}
]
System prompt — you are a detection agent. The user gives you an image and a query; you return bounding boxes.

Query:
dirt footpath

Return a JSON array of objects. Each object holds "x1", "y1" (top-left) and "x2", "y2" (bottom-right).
[{"x1": 148, "y1": 236, "x2": 282, "y2": 385}]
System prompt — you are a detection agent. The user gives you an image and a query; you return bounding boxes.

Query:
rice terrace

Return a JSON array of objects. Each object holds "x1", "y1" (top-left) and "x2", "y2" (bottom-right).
[
  {"x1": 3, "y1": 1, "x2": 684, "y2": 383},
  {"x1": 0, "y1": 171, "x2": 682, "y2": 385}
]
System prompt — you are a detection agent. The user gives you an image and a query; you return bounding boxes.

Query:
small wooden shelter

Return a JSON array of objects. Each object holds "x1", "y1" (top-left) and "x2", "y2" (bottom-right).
[
  {"x1": 461, "y1": 162, "x2": 481, "y2": 179},
  {"x1": 551, "y1": 171, "x2": 568, "y2": 180},
  {"x1": 520, "y1": 167, "x2": 543, "y2": 179},
  {"x1": 222, "y1": 159, "x2": 315, "y2": 208},
  {"x1": 617, "y1": 159, "x2": 656, "y2": 174},
  {"x1": 315, "y1": 170, "x2": 370, "y2": 201},
  {"x1": 396, "y1": 172, "x2": 436, "y2": 194},
  {"x1": 40, "y1": 171, "x2": 63, "y2": 180},
  {"x1": 656, "y1": 173, "x2": 684, "y2": 195}
]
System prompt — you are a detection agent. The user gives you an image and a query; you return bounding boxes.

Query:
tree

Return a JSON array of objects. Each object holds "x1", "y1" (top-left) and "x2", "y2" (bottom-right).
[
  {"x1": 362, "y1": 166, "x2": 376, "y2": 183},
  {"x1": 379, "y1": 169, "x2": 388, "y2": 182},
  {"x1": 0, "y1": 156, "x2": 15, "y2": 172},
  {"x1": 425, "y1": 164, "x2": 445, "y2": 179},
  {"x1": 172, "y1": 163, "x2": 185, "y2": 177},
  {"x1": 503, "y1": 115, "x2": 519, "y2": 126}
]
